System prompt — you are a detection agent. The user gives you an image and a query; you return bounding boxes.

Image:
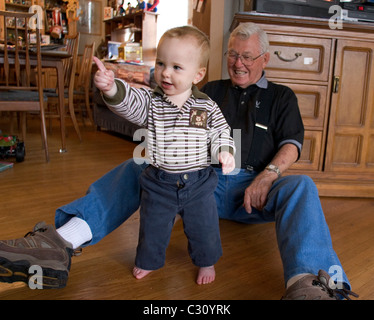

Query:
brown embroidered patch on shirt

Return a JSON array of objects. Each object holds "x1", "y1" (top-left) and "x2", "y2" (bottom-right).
[{"x1": 189, "y1": 109, "x2": 207, "y2": 128}]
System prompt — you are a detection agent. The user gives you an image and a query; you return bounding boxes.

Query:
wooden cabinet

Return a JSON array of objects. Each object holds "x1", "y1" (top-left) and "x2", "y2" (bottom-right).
[
  {"x1": 326, "y1": 39, "x2": 374, "y2": 175},
  {"x1": 104, "y1": 11, "x2": 158, "y2": 65},
  {"x1": 232, "y1": 12, "x2": 374, "y2": 197}
]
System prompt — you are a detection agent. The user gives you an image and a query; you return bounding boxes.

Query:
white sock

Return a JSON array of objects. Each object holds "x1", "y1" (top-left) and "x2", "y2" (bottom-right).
[
  {"x1": 57, "y1": 217, "x2": 93, "y2": 249},
  {"x1": 286, "y1": 273, "x2": 311, "y2": 288}
]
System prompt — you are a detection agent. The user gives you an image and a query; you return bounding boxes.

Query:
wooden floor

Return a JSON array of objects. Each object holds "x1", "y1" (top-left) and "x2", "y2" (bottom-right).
[{"x1": 0, "y1": 116, "x2": 373, "y2": 300}]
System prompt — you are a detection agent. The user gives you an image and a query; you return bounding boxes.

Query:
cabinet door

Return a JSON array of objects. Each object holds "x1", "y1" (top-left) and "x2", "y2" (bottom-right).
[
  {"x1": 291, "y1": 130, "x2": 322, "y2": 171},
  {"x1": 325, "y1": 40, "x2": 374, "y2": 173}
]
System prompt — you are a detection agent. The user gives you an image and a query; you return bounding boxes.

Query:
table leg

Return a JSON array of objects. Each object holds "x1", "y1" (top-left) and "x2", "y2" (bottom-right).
[{"x1": 56, "y1": 61, "x2": 67, "y2": 153}]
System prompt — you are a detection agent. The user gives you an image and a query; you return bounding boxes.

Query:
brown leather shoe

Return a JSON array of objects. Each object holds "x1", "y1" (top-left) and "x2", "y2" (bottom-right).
[
  {"x1": 282, "y1": 270, "x2": 359, "y2": 300},
  {"x1": 0, "y1": 222, "x2": 74, "y2": 289}
]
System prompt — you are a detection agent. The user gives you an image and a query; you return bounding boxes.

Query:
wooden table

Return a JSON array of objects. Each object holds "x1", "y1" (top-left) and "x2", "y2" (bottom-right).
[{"x1": 0, "y1": 49, "x2": 72, "y2": 153}]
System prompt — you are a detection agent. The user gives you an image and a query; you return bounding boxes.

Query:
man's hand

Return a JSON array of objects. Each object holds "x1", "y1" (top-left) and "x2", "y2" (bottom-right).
[
  {"x1": 218, "y1": 151, "x2": 235, "y2": 174},
  {"x1": 243, "y1": 144, "x2": 298, "y2": 213},
  {"x1": 243, "y1": 170, "x2": 277, "y2": 213},
  {"x1": 93, "y1": 56, "x2": 117, "y2": 97}
]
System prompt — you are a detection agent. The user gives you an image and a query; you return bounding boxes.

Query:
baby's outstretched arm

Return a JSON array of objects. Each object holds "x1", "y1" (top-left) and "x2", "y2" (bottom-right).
[{"x1": 93, "y1": 56, "x2": 117, "y2": 97}]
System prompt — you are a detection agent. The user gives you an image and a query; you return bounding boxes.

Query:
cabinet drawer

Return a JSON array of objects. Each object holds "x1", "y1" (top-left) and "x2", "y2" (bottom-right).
[
  {"x1": 290, "y1": 130, "x2": 322, "y2": 171},
  {"x1": 286, "y1": 83, "x2": 328, "y2": 129},
  {"x1": 265, "y1": 35, "x2": 332, "y2": 82}
]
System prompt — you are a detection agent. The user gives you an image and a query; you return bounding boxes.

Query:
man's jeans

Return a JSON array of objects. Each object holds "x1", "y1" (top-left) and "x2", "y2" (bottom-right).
[{"x1": 55, "y1": 158, "x2": 349, "y2": 288}]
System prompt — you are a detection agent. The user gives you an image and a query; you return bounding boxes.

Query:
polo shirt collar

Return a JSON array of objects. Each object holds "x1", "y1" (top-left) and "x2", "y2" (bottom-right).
[
  {"x1": 233, "y1": 71, "x2": 268, "y2": 90},
  {"x1": 256, "y1": 72, "x2": 268, "y2": 89}
]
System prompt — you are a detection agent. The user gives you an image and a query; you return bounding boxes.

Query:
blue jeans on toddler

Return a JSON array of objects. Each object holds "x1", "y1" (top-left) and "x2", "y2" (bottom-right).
[
  {"x1": 135, "y1": 165, "x2": 221, "y2": 270},
  {"x1": 55, "y1": 158, "x2": 350, "y2": 288}
]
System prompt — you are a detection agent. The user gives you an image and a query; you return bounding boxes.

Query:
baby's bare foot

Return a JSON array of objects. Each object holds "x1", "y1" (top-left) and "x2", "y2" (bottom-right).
[
  {"x1": 196, "y1": 266, "x2": 215, "y2": 285},
  {"x1": 133, "y1": 266, "x2": 153, "y2": 279}
]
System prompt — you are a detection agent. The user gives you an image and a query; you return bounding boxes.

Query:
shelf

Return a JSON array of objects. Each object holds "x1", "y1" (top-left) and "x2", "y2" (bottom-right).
[
  {"x1": 104, "y1": 11, "x2": 158, "y2": 23},
  {"x1": 5, "y1": 2, "x2": 32, "y2": 10},
  {"x1": 104, "y1": 9, "x2": 158, "y2": 64}
]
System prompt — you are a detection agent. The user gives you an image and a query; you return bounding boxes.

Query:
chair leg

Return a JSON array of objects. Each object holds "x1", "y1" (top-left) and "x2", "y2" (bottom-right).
[
  {"x1": 9, "y1": 112, "x2": 15, "y2": 134},
  {"x1": 9, "y1": 112, "x2": 18, "y2": 135},
  {"x1": 85, "y1": 89, "x2": 94, "y2": 125},
  {"x1": 39, "y1": 106, "x2": 50, "y2": 162},
  {"x1": 20, "y1": 112, "x2": 27, "y2": 141},
  {"x1": 77, "y1": 100, "x2": 85, "y2": 125},
  {"x1": 46, "y1": 101, "x2": 56, "y2": 134},
  {"x1": 68, "y1": 95, "x2": 82, "y2": 142}
]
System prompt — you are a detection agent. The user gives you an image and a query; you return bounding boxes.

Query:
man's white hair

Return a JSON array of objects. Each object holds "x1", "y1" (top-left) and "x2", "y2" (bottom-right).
[{"x1": 229, "y1": 22, "x2": 269, "y2": 53}]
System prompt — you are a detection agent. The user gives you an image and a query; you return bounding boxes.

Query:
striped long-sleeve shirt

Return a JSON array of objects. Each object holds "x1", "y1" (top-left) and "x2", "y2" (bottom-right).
[{"x1": 102, "y1": 79, "x2": 235, "y2": 173}]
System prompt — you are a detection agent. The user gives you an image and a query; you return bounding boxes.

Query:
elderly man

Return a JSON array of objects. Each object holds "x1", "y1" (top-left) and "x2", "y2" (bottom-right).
[{"x1": 0, "y1": 23, "x2": 357, "y2": 300}]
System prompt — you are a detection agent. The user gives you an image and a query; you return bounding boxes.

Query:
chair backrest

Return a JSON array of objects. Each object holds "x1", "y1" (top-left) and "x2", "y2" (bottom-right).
[
  {"x1": 0, "y1": 10, "x2": 49, "y2": 161},
  {"x1": 0, "y1": 10, "x2": 43, "y2": 98},
  {"x1": 76, "y1": 42, "x2": 95, "y2": 91},
  {"x1": 63, "y1": 32, "x2": 80, "y2": 89}
]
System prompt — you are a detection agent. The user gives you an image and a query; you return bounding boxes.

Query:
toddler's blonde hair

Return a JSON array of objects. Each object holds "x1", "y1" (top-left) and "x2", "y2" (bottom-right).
[{"x1": 159, "y1": 25, "x2": 210, "y2": 68}]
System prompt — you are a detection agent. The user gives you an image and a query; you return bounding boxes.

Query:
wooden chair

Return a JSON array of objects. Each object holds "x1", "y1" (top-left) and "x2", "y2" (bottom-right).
[
  {"x1": 45, "y1": 33, "x2": 81, "y2": 141},
  {"x1": 74, "y1": 42, "x2": 95, "y2": 125},
  {"x1": 0, "y1": 10, "x2": 49, "y2": 161}
]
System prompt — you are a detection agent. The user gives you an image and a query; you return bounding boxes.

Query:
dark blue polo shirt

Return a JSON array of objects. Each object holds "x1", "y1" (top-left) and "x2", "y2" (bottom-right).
[{"x1": 201, "y1": 74, "x2": 304, "y2": 171}]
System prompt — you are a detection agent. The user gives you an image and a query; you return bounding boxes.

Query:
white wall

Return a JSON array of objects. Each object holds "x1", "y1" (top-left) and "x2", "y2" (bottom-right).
[
  {"x1": 152, "y1": 0, "x2": 243, "y2": 80},
  {"x1": 126, "y1": 0, "x2": 190, "y2": 43},
  {"x1": 221, "y1": 0, "x2": 244, "y2": 79},
  {"x1": 208, "y1": 0, "x2": 244, "y2": 80},
  {"x1": 155, "y1": 0, "x2": 190, "y2": 43}
]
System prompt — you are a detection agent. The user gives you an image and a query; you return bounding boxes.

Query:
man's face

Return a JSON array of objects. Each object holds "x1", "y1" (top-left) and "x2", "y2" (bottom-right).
[{"x1": 227, "y1": 34, "x2": 270, "y2": 89}]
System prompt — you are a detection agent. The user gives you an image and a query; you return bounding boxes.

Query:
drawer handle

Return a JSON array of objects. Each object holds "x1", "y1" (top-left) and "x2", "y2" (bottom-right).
[
  {"x1": 274, "y1": 51, "x2": 302, "y2": 62},
  {"x1": 333, "y1": 76, "x2": 340, "y2": 93}
]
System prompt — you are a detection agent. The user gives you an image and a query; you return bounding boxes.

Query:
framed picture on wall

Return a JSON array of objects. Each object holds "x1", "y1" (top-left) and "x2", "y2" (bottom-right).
[
  {"x1": 104, "y1": 7, "x2": 113, "y2": 20},
  {"x1": 78, "y1": 0, "x2": 102, "y2": 35}
]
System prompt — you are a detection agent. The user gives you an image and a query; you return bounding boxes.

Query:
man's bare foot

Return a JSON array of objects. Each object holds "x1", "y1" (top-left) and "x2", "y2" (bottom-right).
[
  {"x1": 196, "y1": 265, "x2": 215, "y2": 285},
  {"x1": 132, "y1": 266, "x2": 153, "y2": 279}
]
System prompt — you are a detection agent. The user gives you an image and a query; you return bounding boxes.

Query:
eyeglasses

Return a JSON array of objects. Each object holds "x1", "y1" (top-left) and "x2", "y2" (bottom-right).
[{"x1": 225, "y1": 50, "x2": 265, "y2": 67}]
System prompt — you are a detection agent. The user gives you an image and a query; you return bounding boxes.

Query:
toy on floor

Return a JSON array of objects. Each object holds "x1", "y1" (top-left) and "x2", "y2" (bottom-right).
[{"x1": 0, "y1": 135, "x2": 25, "y2": 162}]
